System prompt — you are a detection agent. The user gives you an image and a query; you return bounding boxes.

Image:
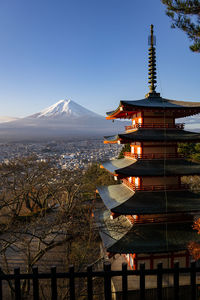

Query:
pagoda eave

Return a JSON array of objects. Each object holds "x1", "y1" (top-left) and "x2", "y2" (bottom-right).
[
  {"x1": 101, "y1": 158, "x2": 200, "y2": 177},
  {"x1": 104, "y1": 129, "x2": 200, "y2": 144},
  {"x1": 95, "y1": 210, "x2": 200, "y2": 254},
  {"x1": 97, "y1": 184, "x2": 200, "y2": 215},
  {"x1": 97, "y1": 25, "x2": 200, "y2": 269},
  {"x1": 106, "y1": 97, "x2": 200, "y2": 119}
]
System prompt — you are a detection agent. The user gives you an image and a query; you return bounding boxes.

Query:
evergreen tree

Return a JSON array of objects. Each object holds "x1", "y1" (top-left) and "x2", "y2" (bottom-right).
[
  {"x1": 162, "y1": 0, "x2": 200, "y2": 52},
  {"x1": 118, "y1": 144, "x2": 131, "y2": 159},
  {"x1": 178, "y1": 142, "x2": 200, "y2": 161},
  {"x1": 178, "y1": 142, "x2": 196, "y2": 156}
]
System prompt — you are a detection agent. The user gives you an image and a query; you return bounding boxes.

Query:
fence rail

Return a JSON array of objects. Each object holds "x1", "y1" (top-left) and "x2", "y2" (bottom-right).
[{"x1": 0, "y1": 262, "x2": 199, "y2": 300}]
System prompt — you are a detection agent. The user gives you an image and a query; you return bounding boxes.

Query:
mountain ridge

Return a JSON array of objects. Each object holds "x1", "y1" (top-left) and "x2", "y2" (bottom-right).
[
  {"x1": 0, "y1": 99, "x2": 126, "y2": 141},
  {"x1": 1, "y1": 98, "x2": 200, "y2": 142},
  {"x1": 28, "y1": 99, "x2": 103, "y2": 120}
]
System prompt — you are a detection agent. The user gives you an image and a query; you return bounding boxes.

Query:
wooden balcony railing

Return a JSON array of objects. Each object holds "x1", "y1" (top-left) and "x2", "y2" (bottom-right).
[
  {"x1": 124, "y1": 152, "x2": 184, "y2": 160},
  {"x1": 125, "y1": 123, "x2": 185, "y2": 131},
  {"x1": 123, "y1": 179, "x2": 189, "y2": 191},
  {"x1": 133, "y1": 214, "x2": 193, "y2": 225}
]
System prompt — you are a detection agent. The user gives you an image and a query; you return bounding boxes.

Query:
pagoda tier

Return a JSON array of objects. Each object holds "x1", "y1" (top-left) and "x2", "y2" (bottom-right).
[
  {"x1": 101, "y1": 158, "x2": 200, "y2": 177},
  {"x1": 95, "y1": 209, "x2": 200, "y2": 254},
  {"x1": 96, "y1": 25, "x2": 200, "y2": 271},
  {"x1": 97, "y1": 184, "x2": 200, "y2": 215},
  {"x1": 106, "y1": 95, "x2": 200, "y2": 120},
  {"x1": 104, "y1": 129, "x2": 200, "y2": 144}
]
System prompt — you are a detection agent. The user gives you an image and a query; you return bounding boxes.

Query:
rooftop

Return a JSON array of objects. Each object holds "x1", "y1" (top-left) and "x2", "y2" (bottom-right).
[
  {"x1": 97, "y1": 184, "x2": 200, "y2": 215},
  {"x1": 104, "y1": 129, "x2": 200, "y2": 143},
  {"x1": 95, "y1": 209, "x2": 200, "y2": 254},
  {"x1": 101, "y1": 158, "x2": 200, "y2": 177}
]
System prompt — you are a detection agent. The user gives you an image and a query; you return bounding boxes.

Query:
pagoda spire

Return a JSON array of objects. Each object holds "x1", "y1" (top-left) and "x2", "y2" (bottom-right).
[{"x1": 147, "y1": 24, "x2": 158, "y2": 96}]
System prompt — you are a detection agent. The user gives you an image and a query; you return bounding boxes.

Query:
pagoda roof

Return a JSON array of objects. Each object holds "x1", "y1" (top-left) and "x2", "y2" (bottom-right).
[
  {"x1": 106, "y1": 95, "x2": 200, "y2": 119},
  {"x1": 97, "y1": 184, "x2": 200, "y2": 215},
  {"x1": 95, "y1": 209, "x2": 200, "y2": 253},
  {"x1": 104, "y1": 128, "x2": 200, "y2": 144},
  {"x1": 101, "y1": 158, "x2": 200, "y2": 177},
  {"x1": 102, "y1": 158, "x2": 134, "y2": 174}
]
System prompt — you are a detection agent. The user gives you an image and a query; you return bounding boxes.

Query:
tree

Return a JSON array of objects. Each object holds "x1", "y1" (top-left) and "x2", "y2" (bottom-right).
[
  {"x1": 0, "y1": 157, "x2": 100, "y2": 299},
  {"x1": 83, "y1": 163, "x2": 116, "y2": 192},
  {"x1": 178, "y1": 142, "x2": 200, "y2": 161},
  {"x1": 118, "y1": 144, "x2": 131, "y2": 159},
  {"x1": 162, "y1": 0, "x2": 200, "y2": 52},
  {"x1": 188, "y1": 218, "x2": 200, "y2": 260},
  {"x1": 178, "y1": 142, "x2": 196, "y2": 157}
]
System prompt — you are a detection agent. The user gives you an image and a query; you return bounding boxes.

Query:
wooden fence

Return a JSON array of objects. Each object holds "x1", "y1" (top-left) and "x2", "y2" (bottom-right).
[{"x1": 0, "y1": 261, "x2": 199, "y2": 300}]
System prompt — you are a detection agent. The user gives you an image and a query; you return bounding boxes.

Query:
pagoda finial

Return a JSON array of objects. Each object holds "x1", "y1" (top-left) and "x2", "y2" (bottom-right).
[{"x1": 148, "y1": 24, "x2": 157, "y2": 95}]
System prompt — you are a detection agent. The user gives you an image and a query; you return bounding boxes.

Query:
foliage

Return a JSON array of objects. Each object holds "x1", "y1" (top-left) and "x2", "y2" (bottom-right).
[
  {"x1": 162, "y1": 0, "x2": 200, "y2": 52},
  {"x1": 176, "y1": 142, "x2": 200, "y2": 259},
  {"x1": 83, "y1": 163, "x2": 116, "y2": 193},
  {"x1": 0, "y1": 157, "x2": 102, "y2": 299},
  {"x1": 178, "y1": 142, "x2": 200, "y2": 161},
  {"x1": 118, "y1": 144, "x2": 131, "y2": 159},
  {"x1": 178, "y1": 142, "x2": 196, "y2": 156},
  {"x1": 188, "y1": 218, "x2": 200, "y2": 260},
  {"x1": 0, "y1": 156, "x2": 59, "y2": 221}
]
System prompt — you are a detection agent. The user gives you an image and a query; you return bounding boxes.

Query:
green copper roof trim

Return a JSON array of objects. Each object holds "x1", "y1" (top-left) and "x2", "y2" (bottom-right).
[
  {"x1": 101, "y1": 158, "x2": 135, "y2": 174},
  {"x1": 106, "y1": 97, "x2": 200, "y2": 118},
  {"x1": 104, "y1": 129, "x2": 200, "y2": 143},
  {"x1": 95, "y1": 209, "x2": 200, "y2": 254},
  {"x1": 97, "y1": 184, "x2": 200, "y2": 215},
  {"x1": 101, "y1": 158, "x2": 200, "y2": 177}
]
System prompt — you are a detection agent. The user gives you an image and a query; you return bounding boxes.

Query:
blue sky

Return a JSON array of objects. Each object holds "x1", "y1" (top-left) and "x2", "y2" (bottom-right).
[{"x1": 0, "y1": 0, "x2": 199, "y2": 117}]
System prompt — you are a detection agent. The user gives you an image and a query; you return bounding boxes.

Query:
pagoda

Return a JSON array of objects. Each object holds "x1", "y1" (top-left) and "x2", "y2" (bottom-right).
[{"x1": 96, "y1": 25, "x2": 200, "y2": 270}]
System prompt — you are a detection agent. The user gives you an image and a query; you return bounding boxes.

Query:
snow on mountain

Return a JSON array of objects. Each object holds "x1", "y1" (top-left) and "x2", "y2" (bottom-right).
[
  {"x1": 0, "y1": 98, "x2": 126, "y2": 141},
  {"x1": 29, "y1": 99, "x2": 102, "y2": 119}
]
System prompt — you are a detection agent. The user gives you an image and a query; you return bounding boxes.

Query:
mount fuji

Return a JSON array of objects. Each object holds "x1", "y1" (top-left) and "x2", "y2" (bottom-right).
[
  {"x1": 0, "y1": 99, "x2": 126, "y2": 141},
  {"x1": 30, "y1": 99, "x2": 101, "y2": 120}
]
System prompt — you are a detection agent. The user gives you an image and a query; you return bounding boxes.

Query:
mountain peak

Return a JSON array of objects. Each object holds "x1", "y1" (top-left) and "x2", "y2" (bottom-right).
[{"x1": 30, "y1": 98, "x2": 102, "y2": 119}]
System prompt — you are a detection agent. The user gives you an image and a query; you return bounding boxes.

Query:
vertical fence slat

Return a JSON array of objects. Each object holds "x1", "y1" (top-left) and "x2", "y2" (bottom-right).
[
  {"x1": 0, "y1": 262, "x2": 199, "y2": 299},
  {"x1": 0, "y1": 268, "x2": 2, "y2": 300},
  {"x1": 157, "y1": 263, "x2": 163, "y2": 300},
  {"x1": 140, "y1": 263, "x2": 145, "y2": 300},
  {"x1": 51, "y1": 267, "x2": 57, "y2": 300},
  {"x1": 69, "y1": 265, "x2": 75, "y2": 300},
  {"x1": 32, "y1": 267, "x2": 39, "y2": 300},
  {"x1": 14, "y1": 268, "x2": 21, "y2": 300},
  {"x1": 190, "y1": 262, "x2": 196, "y2": 300},
  {"x1": 87, "y1": 265, "x2": 93, "y2": 300},
  {"x1": 122, "y1": 263, "x2": 128, "y2": 300},
  {"x1": 173, "y1": 262, "x2": 179, "y2": 300},
  {"x1": 104, "y1": 262, "x2": 112, "y2": 300}
]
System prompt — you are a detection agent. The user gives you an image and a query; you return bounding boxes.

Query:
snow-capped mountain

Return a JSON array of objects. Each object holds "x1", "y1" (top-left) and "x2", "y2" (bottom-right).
[
  {"x1": 30, "y1": 99, "x2": 101, "y2": 119},
  {"x1": 0, "y1": 98, "x2": 126, "y2": 141},
  {"x1": 1, "y1": 97, "x2": 200, "y2": 141}
]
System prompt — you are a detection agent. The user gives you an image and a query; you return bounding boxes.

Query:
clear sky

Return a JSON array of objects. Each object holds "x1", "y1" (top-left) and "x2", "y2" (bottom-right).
[{"x1": 0, "y1": 0, "x2": 199, "y2": 117}]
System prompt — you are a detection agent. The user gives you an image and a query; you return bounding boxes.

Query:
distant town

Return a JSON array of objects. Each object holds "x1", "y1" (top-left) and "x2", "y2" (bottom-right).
[{"x1": 0, "y1": 139, "x2": 122, "y2": 170}]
